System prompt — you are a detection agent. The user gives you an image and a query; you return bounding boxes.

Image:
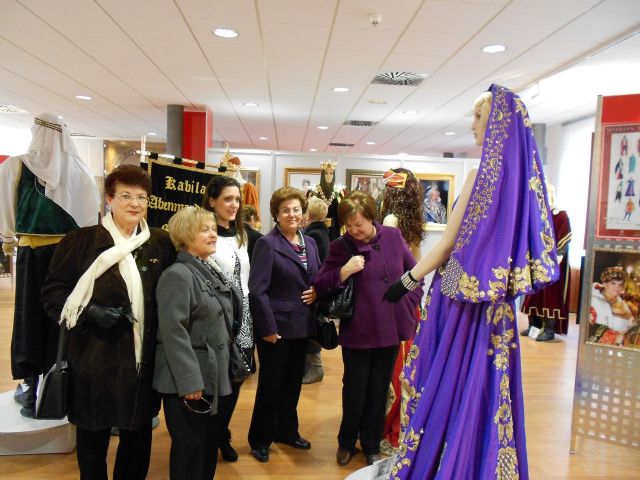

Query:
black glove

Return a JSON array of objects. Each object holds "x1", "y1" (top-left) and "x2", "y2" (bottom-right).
[
  {"x1": 383, "y1": 271, "x2": 419, "y2": 303},
  {"x1": 83, "y1": 302, "x2": 135, "y2": 329}
]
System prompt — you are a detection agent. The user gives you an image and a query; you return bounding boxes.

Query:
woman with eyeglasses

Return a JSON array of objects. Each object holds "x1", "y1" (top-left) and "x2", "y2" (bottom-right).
[
  {"x1": 42, "y1": 165, "x2": 176, "y2": 480},
  {"x1": 154, "y1": 206, "x2": 242, "y2": 479},
  {"x1": 247, "y1": 187, "x2": 320, "y2": 463}
]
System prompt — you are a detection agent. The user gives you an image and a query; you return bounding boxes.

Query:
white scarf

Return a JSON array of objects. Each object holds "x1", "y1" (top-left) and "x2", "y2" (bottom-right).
[{"x1": 60, "y1": 212, "x2": 150, "y2": 364}]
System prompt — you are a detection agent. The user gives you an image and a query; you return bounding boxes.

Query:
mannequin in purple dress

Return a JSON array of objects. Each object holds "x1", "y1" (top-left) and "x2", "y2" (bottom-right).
[{"x1": 384, "y1": 84, "x2": 558, "y2": 480}]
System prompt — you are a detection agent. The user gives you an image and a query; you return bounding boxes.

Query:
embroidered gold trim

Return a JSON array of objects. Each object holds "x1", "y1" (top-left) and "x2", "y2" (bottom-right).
[{"x1": 34, "y1": 117, "x2": 62, "y2": 132}]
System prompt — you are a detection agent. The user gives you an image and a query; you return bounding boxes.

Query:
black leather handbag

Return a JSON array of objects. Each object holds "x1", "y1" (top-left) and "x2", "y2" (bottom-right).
[
  {"x1": 35, "y1": 326, "x2": 70, "y2": 420},
  {"x1": 315, "y1": 316, "x2": 338, "y2": 350},
  {"x1": 317, "y1": 237, "x2": 357, "y2": 320}
]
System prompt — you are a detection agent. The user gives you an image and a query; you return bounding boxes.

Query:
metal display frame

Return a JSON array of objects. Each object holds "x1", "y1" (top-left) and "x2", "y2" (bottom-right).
[{"x1": 570, "y1": 95, "x2": 640, "y2": 453}]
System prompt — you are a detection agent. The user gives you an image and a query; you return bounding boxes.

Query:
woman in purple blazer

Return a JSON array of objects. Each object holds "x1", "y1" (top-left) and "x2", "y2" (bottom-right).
[
  {"x1": 247, "y1": 187, "x2": 320, "y2": 463},
  {"x1": 314, "y1": 191, "x2": 423, "y2": 467}
]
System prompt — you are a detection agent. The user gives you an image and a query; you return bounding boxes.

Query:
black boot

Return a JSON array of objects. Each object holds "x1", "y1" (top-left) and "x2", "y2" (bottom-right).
[
  {"x1": 521, "y1": 315, "x2": 542, "y2": 336},
  {"x1": 17, "y1": 376, "x2": 38, "y2": 418},
  {"x1": 220, "y1": 429, "x2": 239, "y2": 462},
  {"x1": 536, "y1": 318, "x2": 556, "y2": 342}
]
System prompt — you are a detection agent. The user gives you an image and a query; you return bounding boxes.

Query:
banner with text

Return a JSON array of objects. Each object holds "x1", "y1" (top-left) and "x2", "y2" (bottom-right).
[{"x1": 147, "y1": 159, "x2": 218, "y2": 229}]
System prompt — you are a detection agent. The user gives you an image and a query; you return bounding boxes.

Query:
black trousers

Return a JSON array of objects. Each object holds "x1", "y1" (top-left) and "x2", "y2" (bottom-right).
[
  {"x1": 248, "y1": 337, "x2": 309, "y2": 448},
  {"x1": 338, "y1": 345, "x2": 398, "y2": 455},
  {"x1": 163, "y1": 394, "x2": 226, "y2": 480},
  {"x1": 11, "y1": 244, "x2": 59, "y2": 379},
  {"x1": 76, "y1": 421, "x2": 152, "y2": 480},
  {"x1": 217, "y1": 381, "x2": 241, "y2": 442}
]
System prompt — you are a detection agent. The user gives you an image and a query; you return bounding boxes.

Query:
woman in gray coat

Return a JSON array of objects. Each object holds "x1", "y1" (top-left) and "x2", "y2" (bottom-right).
[{"x1": 154, "y1": 207, "x2": 241, "y2": 480}]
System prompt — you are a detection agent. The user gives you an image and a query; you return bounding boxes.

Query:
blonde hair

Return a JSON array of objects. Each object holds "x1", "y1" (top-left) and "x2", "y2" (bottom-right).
[
  {"x1": 307, "y1": 196, "x2": 328, "y2": 221},
  {"x1": 473, "y1": 91, "x2": 492, "y2": 121},
  {"x1": 167, "y1": 207, "x2": 216, "y2": 252}
]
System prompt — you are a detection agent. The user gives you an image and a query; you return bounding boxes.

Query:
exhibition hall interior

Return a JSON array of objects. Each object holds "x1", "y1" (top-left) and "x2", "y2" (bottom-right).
[{"x1": 0, "y1": 1, "x2": 639, "y2": 479}]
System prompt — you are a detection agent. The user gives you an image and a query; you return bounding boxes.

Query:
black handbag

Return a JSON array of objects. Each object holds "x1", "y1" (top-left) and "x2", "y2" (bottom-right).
[
  {"x1": 317, "y1": 237, "x2": 357, "y2": 320},
  {"x1": 35, "y1": 325, "x2": 70, "y2": 420},
  {"x1": 315, "y1": 316, "x2": 338, "y2": 350}
]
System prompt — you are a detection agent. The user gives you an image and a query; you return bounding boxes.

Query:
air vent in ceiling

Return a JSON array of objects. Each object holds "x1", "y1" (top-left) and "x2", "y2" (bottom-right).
[
  {"x1": 329, "y1": 142, "x2": 354, "y2": 147},
  {"x1": 343, "y1": 120, "x2": 378, "y2": 127},
  {"x1": 0, "y1": 105, "x2": 28, "y2": 113},
  {"x1": 371, "y1": 72, "x2": 425, "y2": 86}
]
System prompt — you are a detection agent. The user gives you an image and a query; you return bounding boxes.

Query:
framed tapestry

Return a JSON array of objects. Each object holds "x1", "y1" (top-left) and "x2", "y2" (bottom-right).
[{"x1": 346, "y1": 169, "x2": 385, "y2": 199}]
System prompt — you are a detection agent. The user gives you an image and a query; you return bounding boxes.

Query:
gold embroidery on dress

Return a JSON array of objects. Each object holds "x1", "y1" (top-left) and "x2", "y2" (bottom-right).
[
  {"x1": 514, "y1": 97, "x2": 532, "y2": 129},
  {"x1": 488, "y1": 303, "x2": 520, "y2": 480}
]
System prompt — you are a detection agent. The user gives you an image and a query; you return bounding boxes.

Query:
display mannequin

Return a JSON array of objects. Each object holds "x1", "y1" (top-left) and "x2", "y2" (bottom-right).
[
  {"x1": 383, "y1": 85, "x2": 558, "y2": 479},
  {"x1": 378, "y1": 167, "x2": 425, "y2": 455},
  {"x1": 218, "y1": 146, "x2": 260, "y2": 225},
  {"x1": 307, "y1": 160, "x2": 345, "y2": 240},
  {"x1": 521, "y1": 184, "x2": 572, "y2": 342},
  {"x1": 0, "y1": 113, "x2": 100, "y2": 417}
]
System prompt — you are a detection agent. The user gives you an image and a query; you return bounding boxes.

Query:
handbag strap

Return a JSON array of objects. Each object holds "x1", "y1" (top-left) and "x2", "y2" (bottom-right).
[
  {"x1": 55, "y1": 325, "x2": 66, "y2": 370},
  {"x1": 182, "y1": 262, "x2": 236, "y2": 341}
]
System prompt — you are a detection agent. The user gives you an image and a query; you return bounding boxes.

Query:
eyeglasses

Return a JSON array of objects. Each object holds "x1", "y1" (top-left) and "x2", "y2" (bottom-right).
[
  {"x1": 279, "y1": 207, "x2": 302, "y2": 216},
  {"x1": 181, "y1": 396, "x2": 213, "y2": 414},
  {"x1": 114, "y1": 193, "x2": 149, "y2": 205}
]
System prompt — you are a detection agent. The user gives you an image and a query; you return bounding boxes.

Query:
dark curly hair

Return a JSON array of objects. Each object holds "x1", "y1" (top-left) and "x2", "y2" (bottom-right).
[{"x1": 379, "y1": 168, "x2": 426, "y2": 248}]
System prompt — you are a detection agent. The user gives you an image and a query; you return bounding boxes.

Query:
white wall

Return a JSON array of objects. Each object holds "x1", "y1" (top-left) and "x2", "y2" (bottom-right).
[
  {"x1": 0, "y1": 126, "x2": 31, "y2": 156},
  {"x1": 545, "y1": 116, "x2": 595, "y2": 267}
]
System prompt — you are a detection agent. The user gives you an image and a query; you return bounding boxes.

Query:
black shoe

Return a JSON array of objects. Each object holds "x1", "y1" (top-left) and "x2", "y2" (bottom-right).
[
  {"x1": 365, "y1": 453, "x2": 382, "y2": 466},
  {"x1": 276, "y1": 437, "x2": 311, "y2": 449},
  {"x1": 536, "y1": 330, "x2": 555, "y2": 342},
  {"x1": 220, "y1": 438, "x2": 239, "y2": 462},
  {"x1": 19, "y1": 406, "x2": 35, "y2": 418},
  {"x1": 336, "y1": 448, "x2": 355, "y2": 466},
  {"x1": 520, "y1": 326, "x2": 531, "y2": 337},
  {"x1": 251, "y1": 447, "x2": 269, "y2": 463}
]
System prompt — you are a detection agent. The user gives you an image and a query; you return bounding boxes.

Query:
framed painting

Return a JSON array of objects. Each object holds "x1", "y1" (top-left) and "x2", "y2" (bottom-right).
[
  {"x1": 595, "y1": 124, "x2": 640, "y2": 239},
  {"x1": 416, "y1": 173, "x2": 455, "y2": 231},
  {"x1": 241, "y1": 167, "x2": 261, "y2": 198},
  {"x1": 103, "y1": 140, "x2": 166, "y2": 174},
  {"x1": 586, "y1": 248, "x2": 640, "y2": 350},
  {"x1": 346, "y1": 169, "x2": 385, "y2": 199},
  {"x1": 284, "y1": 167, "x2": 322, "y2": 195}
]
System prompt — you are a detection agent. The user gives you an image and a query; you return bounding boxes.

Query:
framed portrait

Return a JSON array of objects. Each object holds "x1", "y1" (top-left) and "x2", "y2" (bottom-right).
[
  {"x1": 284, "y1": 167, "x2": 322, "y2": 195},
  {"x1": 416, "y1": 173, "x2": 455, "y2": 231},
  {"x1": 103, "y1": 140, "x2": 166, "y2": 174},
  {"x1": 240, "y1": 167, "x2": 261, "y2": 198},
  {"x1": 346, "y1": 169, "x2": 385, "y2": 199},
  {"x1": 595, "y1": 124, "x2": 640, "y2": 239},
  {"x1": 586, "y1": 248, "x2": 640, "y2": 351}
]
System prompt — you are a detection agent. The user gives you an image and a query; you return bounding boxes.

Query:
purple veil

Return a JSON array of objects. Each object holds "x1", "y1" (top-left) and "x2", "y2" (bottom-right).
[{"x1": 440, "y1": 84, "x2": 559, "y2": 303}]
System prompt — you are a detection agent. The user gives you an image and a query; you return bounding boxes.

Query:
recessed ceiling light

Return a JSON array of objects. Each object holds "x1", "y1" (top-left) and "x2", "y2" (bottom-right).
[
  {"x1": 368, "y1": 99, "x2": 387, "y2": 105},
  {"x1": 333, "y1": 87, "x2": 350, "y2": 93},
  {"x1": 213, "y1": 27, "x2": 239, "y2": 38},
  {"x1": 398, "y1": 152, "x2": 408, "y2": 156},
  {"x1": 309, "y1": 148, "x2": 318, "y2": 152},
  {"x1": 482, "y1": 44, "x2": 506, "y2": 54},
  {"x1": 317, "y1": 126, "x2": 329, "y2": 130},
  {"x1": 365, "y1": 141, "x2": 376, "y2": 145},
  {"x1": 243, "y1": 102, "x2": 259, "y2": 107},
  {"x1": 403, "y1": 110, "x2": 419, "y2": 115},
  {"x1": 75, "y1": 95, "x2": 92, "y2": 101},
  {"x1": 258, "y1": 136, "x2": 268, "y2": 140},
  {"x1": 444, "y1": 131, "x2": 456, "y2": 136}
]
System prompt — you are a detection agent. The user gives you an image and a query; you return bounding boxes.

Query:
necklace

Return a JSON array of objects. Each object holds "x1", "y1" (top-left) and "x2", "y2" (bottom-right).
[{"x1": 313, "y1": 185, "x2": 337, "y2": 206}]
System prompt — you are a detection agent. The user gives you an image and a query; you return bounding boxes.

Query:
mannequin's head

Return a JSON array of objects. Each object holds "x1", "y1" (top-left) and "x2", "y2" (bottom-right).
[
  {"x1": 472, "y1": 92, "x2": 492, "y2": 147},
  {"x1": 319, "y1": 159, "x2": 337, "y2": 194}
]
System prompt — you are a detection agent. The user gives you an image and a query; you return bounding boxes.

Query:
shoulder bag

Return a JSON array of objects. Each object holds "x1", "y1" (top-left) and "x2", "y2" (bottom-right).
[
  {"x1": 317, "y1": 236, "x2": 357, "y2": 320},
  {"x1": 35, "y1": 325, "x2": 70, "y2": 419}
]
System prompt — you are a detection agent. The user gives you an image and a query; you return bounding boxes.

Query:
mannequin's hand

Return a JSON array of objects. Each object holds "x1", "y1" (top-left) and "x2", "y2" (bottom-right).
[
  {"x1": 383, "y1": 280, "x2": 410, "y2": 303},
  {"x1": 2, "y1": 240, "x2": 17, "y2": 256}
]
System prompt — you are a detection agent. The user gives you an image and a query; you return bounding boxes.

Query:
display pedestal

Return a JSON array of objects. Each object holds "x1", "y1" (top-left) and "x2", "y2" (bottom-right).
[
  {"x1": 345, "y1": 465, "x2": 374, "y2": 479},
  {"x1": 0, "y1": 390, "x2": 75, "y2": 455}
]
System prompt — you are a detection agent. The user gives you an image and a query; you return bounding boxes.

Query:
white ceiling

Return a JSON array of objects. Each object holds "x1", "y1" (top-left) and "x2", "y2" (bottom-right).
[{"x1": 0, "y1": 0, "x2": 639, "y2": 157}]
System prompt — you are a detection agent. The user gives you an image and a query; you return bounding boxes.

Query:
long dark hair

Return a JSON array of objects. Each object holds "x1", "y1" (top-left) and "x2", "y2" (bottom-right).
[
  {"x1": 379, "y1": 168, "x2": 426, "y2": 248},
  {"x1": 202, "y1": 175, "x2": 246, "y2": 247}
]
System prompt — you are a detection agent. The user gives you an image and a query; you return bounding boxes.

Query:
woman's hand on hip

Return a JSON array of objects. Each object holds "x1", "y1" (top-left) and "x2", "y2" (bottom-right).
[
  {"x1": 263, "y1": 333, "x2": 281, "y2": 343},
  {"x1": 184, "y1": 390, "x2": 202, "y2": 401},
  {"x1": 301, "y1": 286, "x2": 317, "y2": 304}
]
